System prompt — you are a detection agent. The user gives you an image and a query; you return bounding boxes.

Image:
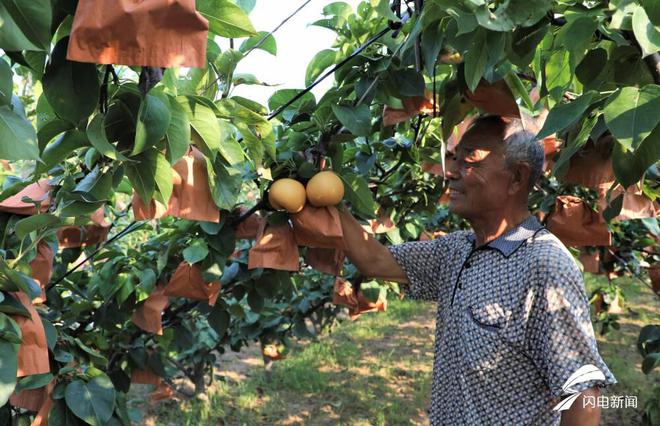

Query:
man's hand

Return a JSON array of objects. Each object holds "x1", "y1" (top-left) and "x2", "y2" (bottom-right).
[
  {"x1": 560, "y1": 387, "x2": 601, "y2": 426},
  {"x1": 337, "y1": 204, "x2": 409, "y2": 283}
]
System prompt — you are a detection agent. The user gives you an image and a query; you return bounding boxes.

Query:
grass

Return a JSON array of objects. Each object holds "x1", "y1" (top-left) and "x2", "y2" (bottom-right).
[{"x1": 140, "y1": 275, "x2": 659, "y2": 426}]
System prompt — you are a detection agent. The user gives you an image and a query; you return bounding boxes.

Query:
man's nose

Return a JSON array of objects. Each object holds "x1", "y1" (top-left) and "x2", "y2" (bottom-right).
[{"x1": 444, "y1": 156, "x2": 459, "y2": 179}]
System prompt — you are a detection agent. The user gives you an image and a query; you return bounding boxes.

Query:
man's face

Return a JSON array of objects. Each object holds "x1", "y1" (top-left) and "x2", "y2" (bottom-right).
[{"x1": 445, "y1": 127, "x2": 513, "y2": 219}]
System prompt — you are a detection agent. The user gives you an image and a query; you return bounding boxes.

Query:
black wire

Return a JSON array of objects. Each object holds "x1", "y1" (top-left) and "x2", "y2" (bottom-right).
[{"x1": 267, "y1": 26, "x2": 392, "y2": 121}]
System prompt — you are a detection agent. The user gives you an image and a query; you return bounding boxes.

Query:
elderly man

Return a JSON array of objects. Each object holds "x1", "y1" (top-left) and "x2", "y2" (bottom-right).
[{"x1": 338, "y1": 115, "x2": 617, "y2": 425}]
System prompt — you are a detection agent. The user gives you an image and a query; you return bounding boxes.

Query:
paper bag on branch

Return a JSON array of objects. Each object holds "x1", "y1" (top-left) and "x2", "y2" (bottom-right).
[
  {"x1": 0, "y1": 180, "x2": 50, "y2": 216},
  {"x1": 10, "y1": 380, "x2": 54, "y2": 417},
  {"x1": 133, "y1": 146, "x2": 220, "y2": 223},
  {"x1": 546, "y1": 195, "x2": 611, "y2": 247},
  {"x1": 131, "y1": 368, "x2": 161, "y2": 386},
  {"x1": 600, "y1": 185, "x2": 657, "y2": 221},
  {"x1": 292, "y1": 205, "x2": 346, "y2": 250},
  {"x1": 30, "y1": 240, "x2": 54, "y2": 304},
  {"x1": 10, "y1": 292, "x2": 49, "y2": 377},
  {"x1": 579, "y1": 249, "x2": 600, "y2": 274},
  {"x1": 67, "y1": 0, "x2": 208, "y2": 68},
  {"x1": 348, "y1": 290, "x2": 388, "y2": 320},
  {"x1": 57, "y1": 207, "x2": 111, "y2": 249},
  {"x1": 382, "y1": 92, "x2": 436, "y2": 126},
  {"x1": 562, "y1": 137, "x2": 615, "y2": 188},
  {"x1": 465, "y1": 79, "x2": 520, "y2": 118},
  {"x1": 131, "y1": 284, "x2": 169, "y2": 335},
  {"x1": 234, "y1": 208, "x2": 265, "y2": 239},
  {"x1": 305, "y1": 247, "x2": 344, "y2": 276},
  {"x1": 648, "y1": 264, "x2": 660, "y2": 294},
  {"x1": 163, "y1": 262, "x2": 221, "y2": 306},
  {"x1": 331, "y1": 277, "x2": 359, "y2": 310},
  {"x1": 248, "y1": 221, "x2": 300, "y2": 271}
]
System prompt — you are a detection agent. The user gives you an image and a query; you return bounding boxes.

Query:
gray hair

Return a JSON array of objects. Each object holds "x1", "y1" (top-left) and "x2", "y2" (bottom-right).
[{"x1": 467, "y1": 115, "x2": 545, "y2": 192}]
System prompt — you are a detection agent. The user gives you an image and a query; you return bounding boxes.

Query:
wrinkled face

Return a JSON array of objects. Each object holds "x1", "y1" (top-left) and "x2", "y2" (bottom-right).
[{"x1": 445, "y1": 128, "x2": 513, "y2": 219}]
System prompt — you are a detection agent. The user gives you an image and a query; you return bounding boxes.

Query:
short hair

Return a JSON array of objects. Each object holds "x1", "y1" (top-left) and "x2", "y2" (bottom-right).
[{"x1": 465, "y1": 115, "x2": 544, "y2": 191}]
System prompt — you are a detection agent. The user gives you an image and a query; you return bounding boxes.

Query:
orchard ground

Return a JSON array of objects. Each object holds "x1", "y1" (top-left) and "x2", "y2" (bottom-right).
[{"x1": 129, "y1": 275, "x2": 660, "y2": 425}]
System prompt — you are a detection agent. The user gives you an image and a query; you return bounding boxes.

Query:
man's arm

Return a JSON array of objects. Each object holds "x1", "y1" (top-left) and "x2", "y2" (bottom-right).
[
  {"x1": 337, "y1": 205, "x2": 408, "y2": 283},
  {"x1": 560, "y1": 387, "x2": 601, "y2": 426}
]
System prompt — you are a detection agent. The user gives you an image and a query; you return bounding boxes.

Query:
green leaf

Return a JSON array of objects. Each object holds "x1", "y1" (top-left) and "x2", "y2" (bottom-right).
[
  {"x1": 239, "y1": 31, "x2": 277, "y2": 55},
  {"x1": 64, "y1": 376, "x2": 116, "y2": 426},
  {"x1": 388, "y1": 69, "x2": 426, "y2": 97},
  {"x1": 0, "y1": 58, "x2": 12, "y2": 106},
  {"x1": 0, "y1": 313, "x2": 20, "y2": 406},
  {"x1": 612, "y1": 124, "x2": 660, "y2": 187},
  {"x1": 341, "y1": 172, "x2": 377, "y2": 218},
  {"x1": 217, "y1": 120, "x2": 245, "y2": 165},
  {"x1": 15, "y1": 373, "x2": 53, "y2": 394},
  {"x1": 474, "y1": 0, "x2": 551, "y2": 31},
  {"x1": 40, "y1": 129, "x2": 89, "y2": 172},
  {"x1": 165, "y1": 96, "x2": 191, "y2": 164},
  {"x1": 633, "y1": 5, "x2": 660, "y2": 58},
  {"x1": 126, "y1": 149, "x2": 157, "y2": 203},
  {"x1": 196, "y1": 0, "x2": 257, "y2": 38},
  {"x1": 86, "y1": 115, "x2": 127, "y2": 161},
  {"x1": 0, "y1": 105, "x2": 39, "y2": 160},
  {"x1": 373, "y1": 0, "x2": 399, "y2": 21},
  {"x1": 177, "y1": 96, "x2": 220, "y2": 160},
  {"x1": 153, "y1": 153, "x2": 173, "y2": 205},
  {"x1": 0, "y1": 0, "x2": 51, "y2": 51},
  {"x1": 642, "y1": 353, "x2": 660, "y2": 374},
  {"x1": 305, "y1": 49, "x2": 337, "y2": 86},
  {"x1": 553, "y1": 114, "x2": 599, "y2": 178},
  {"x1": 15, "y1": 214, "x2": 60, "y2": 240},
  {"x1": 133, "y1": 94, "x2": 171, "y2": 156},
  {"x1": 576, "y1": 48, "x2": 609, "y2": 90},
  {"x1": 0, "y1": 259, "x2": 41, "y2": 297},
  {"x1": 42, "y1": 37, "x2": 99, "y2": 124},
  {"x1": 643, "y1": 0, "x2": 660, "y2": 26},
  {"x1": 464, "y1": 29, "x2": 488, "y2": 92},
  {"x1": 0, "y1": 293, "x2": 29, "y2": 317},
  {"x1": 422, "y1": 20, "x2": 445, "y2": 76},
  {"x1": 536, "y1": 92, "x2": 597, "y2": 139},
  {"x1": 183, "y1": 240, "x2": 209, "y2": 264},
  {"x1": 545, "y1": 49, "x2": 572, "y2": 100},
  {"x1": 207, "y1": 159, "x2": 242, "y2": 210},
  {"x1": 208, "y1": 305, "x2": 230, "y2": 337},
  {"x1": 331, "y1": 104, "x2": 371, "y2": 137},
  {"x1": 267, "y1": 89, "x2": 316, "y2": 115},
  {"x1": 247, "y1": 290, "x2": 264, "y2": 313},
  {"x1": 604, "y1": 85, "x2": 660, "y2": 151}
]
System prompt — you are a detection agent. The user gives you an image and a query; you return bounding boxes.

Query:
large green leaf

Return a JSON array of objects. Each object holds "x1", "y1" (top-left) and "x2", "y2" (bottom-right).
[
  {"x1": 463, "y1": 28, "x2": 488, "y2": 92},
  {"x1": 603, "y1": 85, "x2": 660, "y2": 151},
  {"x1": 305, "y1": 49, "x2": 337, "y2": 86},
  {"x1": 207, "y1": 159, "x2": 241, "y2": 210},
  {"x1": 0, "y1": 105, "x2": 39, "y2": 160},
  {"x1": 42, "y1": 38, "x2": 99, "y2": 124},
  {"x1": 267, "y1": 89, "x2": 316, "y2": 115},
  {"x1": 536, "y1": 91, "x2": 597, "y2": 139},
  {"x1": 86, "y1": 115, "x2": 128, "y2": 161},
  {"x1": 153, "y1": 152, "x2": 173, "y2": 205},
  {"x1": 40, "y1": 129, "x2": 89, "y2": 172},
  {"x1": 0, "y1": 0, "x2": 51, "y2": 51},
  {"x1": 183, "y1": 240, "x2": 209, "y2": 264},
  {"x1": 0, "y1": 313, "x2": 20, "y2": 406},
  {"x1": 217, "y1": 120, "x2": 245, "y2": 165},
  {"x1": 196, "y1": 0, "x2": 257, "y2": 38},
  {"x1": 239, "y1": 31, "x2": 277, "y2": 55},
  {"x1": 177, "y1": 96, "x2": 220, "y2": 160},
  {"x1": 553, "y1": 114, "x2": 599, "y2": 178},
  {"x1": 633, "y1": 5, "x2": 660, "y2": 57},
  {"x1": 125, "y1": 149, "x2": 157, "y2": 203},
  {"x1": 388, "y1": 69, "x2": 426, "y2": 97},
  {"x1": 474, "y1": 0, "x2": 551, "y2": 31},
  {"x1": 165, "y1": 96, "x2": 191, "y2": 164},
  {"x1": 133, "y1": 94, "x2": 171, "y2": 156},
  {"x1": 340, "y1": 172, "x2": 377, "y2": 219},
  {"x1": 332, "y1": 104, "x2": 371, "y2": 137},
  {"x1": 545, "y1": 49, "x2": 572, "y2": 101},
  {"x1": 612, "y1": 124, "x2": 660, "y2": 187},
  {"x1": 64, "y1": 376, "x2": 116, "y2": 426},
  {"x1": 0, "y1": 58, "x2": 12, "y2": 106},
  {"x1": 15, "y1": 214, "x2": 60, "y2": 240}
]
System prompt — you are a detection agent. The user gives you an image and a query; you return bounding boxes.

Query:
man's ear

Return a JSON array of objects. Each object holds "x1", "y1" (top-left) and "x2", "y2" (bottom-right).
[{"x1": 508, "y1": 161, "x2": 532, "y2": 195}]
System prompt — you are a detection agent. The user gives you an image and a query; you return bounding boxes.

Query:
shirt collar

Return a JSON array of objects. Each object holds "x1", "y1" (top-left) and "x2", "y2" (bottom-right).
[{"x1": 465, "y1": 215, "x2": 544, "y2": 257}]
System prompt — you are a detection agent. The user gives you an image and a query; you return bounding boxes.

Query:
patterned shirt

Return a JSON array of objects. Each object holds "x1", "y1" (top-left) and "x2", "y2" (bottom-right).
[{"x1": 388, "y1": 215, "x2": 617, "y2": 425}]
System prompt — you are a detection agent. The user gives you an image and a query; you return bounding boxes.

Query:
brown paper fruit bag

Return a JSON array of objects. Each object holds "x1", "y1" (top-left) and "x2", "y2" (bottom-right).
[
  {"x1": 292, "y1": 205, "x2": 346, "y2": 250},
  {"x1": 163, "y1": 262, "x2": 221, "y2": 306},
  {"x1": 133, "y1": 146, "x2": 220, "y2": 223},
  {"x1": 57, "y1": 207, "x2": 111, "y2": 249},
  {"x1": 331, "y1": 278, "x2": 359, "y2": 310},
  {"x1": 10, "y1": 380, "x2": 54, "y2": 419},
  {"x1": 131, "y1": 368, "x2": 161, "y2": 386},
  {"x1": 465, "y1": 79, "x2": 520, "y2": 118},
  {"x1": 67, "y1": 0, "x2": 208, "y2": 68},
  {"x1": 304, "y1": 247, "x2": 344, "y2": 276},
  {"x1": 10, "y1": 292, "x2": 50, "y2": 377},
  {"x1": 349, "y1": 290, "x2": 388, "y2": 320},
  {"x1": 248, "y1": 221, "x2": 300, "y2": 271},
  {"x1": 546, "y1": 195, "x2": 611, "y2": 247},
  {"x1": 131, "y1": 284, "x2": 169, "y2": 335},
  {"x1": 562, "y1": 137, "x2": 615, "y2": 188},
  {"x1": 0, "y1": 180, "x2": 50, "y2": 215},
  {"x1": 648, "y1": 265, "x2": 660, "y2": 294},
  {"x1": 234, "y1": 208, "x2": 265, "y2": 239},
  {"x1": 30, "y1": 240, "x2": 54, "y2": 304}
]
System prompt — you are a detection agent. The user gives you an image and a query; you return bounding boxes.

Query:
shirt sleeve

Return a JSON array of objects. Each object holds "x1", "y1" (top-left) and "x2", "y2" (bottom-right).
[
  {"x1": 524, "y1": 253, "x2": 618, "y2": 397},
  {"x1": 388, "y1": 233, "x2": 458, "y2": 302}
]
